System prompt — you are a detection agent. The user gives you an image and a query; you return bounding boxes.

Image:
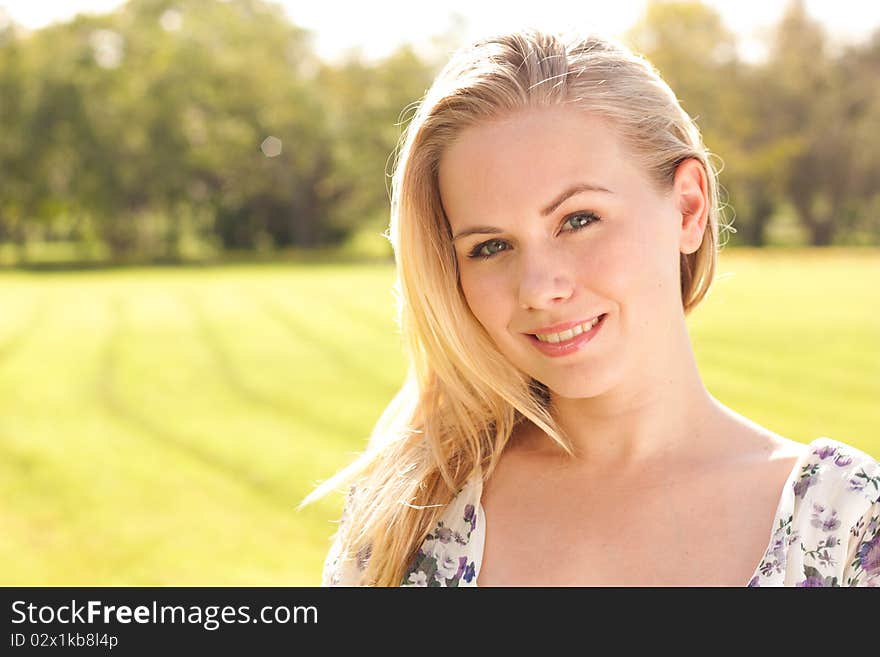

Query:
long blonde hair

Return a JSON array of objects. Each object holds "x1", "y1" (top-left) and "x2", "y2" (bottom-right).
[{"x1": 298, "y1": 27, "x2": 731, "y2": 586}]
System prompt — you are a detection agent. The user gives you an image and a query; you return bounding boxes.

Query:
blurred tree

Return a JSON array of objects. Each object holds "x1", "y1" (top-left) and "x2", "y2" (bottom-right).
[
  {"x1": 624, "y1": 0, "x2": 762, "y2": 245},
  {"x1": 625, "y1": 0, "x2": 739, "y2": 134},
  {"x1": 312, "y1": 44, "x2": 435, "y2": 244},
  {"x1": 115, "y1": 0, "x2": 336, "y2": 252},
  {"x1": 716, "y1": 60, "x2": 805, "y2": 247},
  {"x1": 831, "y1": 29, "x2": 880, "y2": 244},
  {"x1": 761, "y1": 0, "x2": 878, "y2": 245},
  {"x1": 2, "y1": 0, "x2": 339, "y2": 257},
  {"x1": 1, "y1": 0, "x2": 878, "y2": 261},
  {"x1": 0, "y1": 14, "x2": 26, "y2": 253}
]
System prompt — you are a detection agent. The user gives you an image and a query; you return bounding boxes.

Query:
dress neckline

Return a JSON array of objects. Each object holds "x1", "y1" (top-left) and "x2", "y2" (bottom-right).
[{"x1": 472, "y1": 437, "x2": 821, "y2": 587}]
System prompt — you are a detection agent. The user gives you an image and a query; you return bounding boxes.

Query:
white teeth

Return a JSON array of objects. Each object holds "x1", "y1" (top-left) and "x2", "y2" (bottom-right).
[{"x1": 535, "y1": 315, "x2": 601, "y2": 343}]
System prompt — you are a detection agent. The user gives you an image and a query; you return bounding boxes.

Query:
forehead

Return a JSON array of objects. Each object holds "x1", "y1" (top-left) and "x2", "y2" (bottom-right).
[{"x1": 438, "y1": 107, "x2": 640, "y2": 223}]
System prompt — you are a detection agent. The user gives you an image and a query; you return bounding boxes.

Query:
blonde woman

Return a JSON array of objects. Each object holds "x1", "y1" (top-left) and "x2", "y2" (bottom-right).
[{"x1": 299, "y1": 28, "x2": 880, "y2": 587}]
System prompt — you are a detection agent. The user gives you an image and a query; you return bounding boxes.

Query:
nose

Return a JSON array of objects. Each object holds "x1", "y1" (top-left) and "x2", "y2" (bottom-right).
[{"x1": 517, "y1": 250, "x2": 575, "y2": 310}]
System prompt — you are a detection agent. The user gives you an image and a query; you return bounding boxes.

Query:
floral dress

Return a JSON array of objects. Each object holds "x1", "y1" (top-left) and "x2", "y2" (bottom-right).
[{"x1": 322, "y1": 436, "x2": 880, "y2": 587}]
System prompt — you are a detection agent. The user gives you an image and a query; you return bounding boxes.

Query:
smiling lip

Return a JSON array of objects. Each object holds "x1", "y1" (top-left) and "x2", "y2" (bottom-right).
[
  {"x1": 525, "y1": 313, "x2": 607, "y2": 357},
  {"x1": 524, "y1": 314, "x2": 604, "y2": 336}
]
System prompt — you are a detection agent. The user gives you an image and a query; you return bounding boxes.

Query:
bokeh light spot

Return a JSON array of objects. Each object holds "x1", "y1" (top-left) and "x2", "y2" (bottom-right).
[{"x1": 261, "y1": 136, "x2": 282, "y2": 157}]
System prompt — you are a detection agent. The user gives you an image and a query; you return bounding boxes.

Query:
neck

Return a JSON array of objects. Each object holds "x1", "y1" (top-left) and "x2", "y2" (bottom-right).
[{"x1": 516, "y1": 322, "x2": 727, "y2": 477}]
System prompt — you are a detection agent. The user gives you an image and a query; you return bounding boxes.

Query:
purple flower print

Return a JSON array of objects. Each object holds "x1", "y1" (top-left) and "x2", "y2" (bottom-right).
[
  {"x1": 848, "y1": 468, "x2": 880, "y2": 496},
  {"x1": 435, "y1": 526, "x2": 454, "y2": 543},
  {"x1": 796, "y1": 566, "x2": 838, "y2": 587},
  {"x1": 857, "y1": 534, "x2": 880, "y2": 574},
  {"x1": 760, "y1": 558, "x2": 784, "y2": 576},
  {"x1": 809, "y1": 504, "x2": 841, "y2": 532},
  {"x1": 761, "y1": 536, "x2": 785, "y2": 577},
  {"x1": 822, "y1": 535, "x2": 840, "y2": 549},
  {"x1": 769, "y1": 537, "x2": 786, "y2": 563},
  {"x1": 760, "y1": 535, "x2": 788, "y2": 575},
  {"x1": 436, "y1": 553, "x2": 462, "y2": 580},
  {"x1": 849, "y1": 477, "x2": 867, "y2": 493},
  {"x1": 815, "y1": 446, "x2": 837, "y2": 460},
  {"x1": 796, "y1": 575, "x2": 828, "y2": 587},
  {"x1": 823, "y1": 517, "x2": 840, "y2": 532},
  {"x1": 464, "y1": 504, "x2": 476, "y2": 532},
  {"x1": 463, "y1": 561, "x2": 476, "y2": 583},
  {"x1": 850, "y1": 517, "x2": 865, "y2": 538},
  {"x1": 794, "y1": 474, "x2": 819, "y2": 499},
  {"x1": 817, "y1": 550, "x2": 837, "y2": 568},
  {"x1": 454, "y1": 556, "x2": 467, "y2": 580},
  {"x1": 833, "y1": 453, "x2": 853, "y2": 467}
]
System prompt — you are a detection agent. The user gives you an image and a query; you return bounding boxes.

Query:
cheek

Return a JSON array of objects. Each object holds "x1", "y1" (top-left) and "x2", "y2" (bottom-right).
[
  {"x1": 584, "y1": 226, "x2": 677, "y2": 324},
  {"x1": 582, "y1": 232, "x2": 633, "y2": 296},
  {"x1": 610, "y1": 218, "x2": 681, "y2": 311},
  {"x1": 459, "y1": 268, "x2": 503, "y2": 330}
]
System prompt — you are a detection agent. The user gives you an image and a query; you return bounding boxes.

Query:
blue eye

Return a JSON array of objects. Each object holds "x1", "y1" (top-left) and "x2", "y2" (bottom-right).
[{"x1": 466, "y1": 211, "x2": 601, "y2": 260}]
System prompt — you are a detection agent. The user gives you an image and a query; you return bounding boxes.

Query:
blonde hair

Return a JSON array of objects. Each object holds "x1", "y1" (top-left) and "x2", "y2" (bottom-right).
[{"x1": 298, "y1": 27, "x2": 730, "y2": 586}]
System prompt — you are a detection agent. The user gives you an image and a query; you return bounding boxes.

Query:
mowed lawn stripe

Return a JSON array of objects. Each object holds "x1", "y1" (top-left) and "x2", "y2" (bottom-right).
[{"x1": 0, "y1": 251, "x2": 876, "y2": 584}]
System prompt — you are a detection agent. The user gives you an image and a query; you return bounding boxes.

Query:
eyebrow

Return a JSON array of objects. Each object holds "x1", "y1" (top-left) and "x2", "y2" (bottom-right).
[{"x1": 450, "y1": 182, "x2": 613, "y2": 242}]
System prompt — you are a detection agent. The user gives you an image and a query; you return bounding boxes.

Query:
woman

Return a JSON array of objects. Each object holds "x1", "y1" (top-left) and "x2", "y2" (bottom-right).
[{"x1": 299, "y1": 28, "x2": 880, "y2": 586}]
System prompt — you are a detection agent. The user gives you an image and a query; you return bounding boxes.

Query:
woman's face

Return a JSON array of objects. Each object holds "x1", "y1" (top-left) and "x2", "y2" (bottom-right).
[{"x1": 438, "y1": 106, "x2": 708, "y2": 399}]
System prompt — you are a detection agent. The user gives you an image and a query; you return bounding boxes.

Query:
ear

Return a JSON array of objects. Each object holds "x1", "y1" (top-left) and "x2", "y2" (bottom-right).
[{"x1": 673, "y1": 158, "x2": 709, "y2": 255}]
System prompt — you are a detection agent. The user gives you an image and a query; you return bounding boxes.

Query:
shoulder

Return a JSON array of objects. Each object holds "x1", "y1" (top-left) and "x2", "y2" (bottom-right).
[
  {"x1": 748, "y1": 436, "x2": 880, "y2": 587},
  {"x1": 791, "y1": 437, "x2": 880, "y2": 586},
  {"x1": 792, "y1": 436, "x2": 880, "y2": 507},
  {"x1": 321, "y1": 485, "x2": 372, "y2": 587},
  {"x1": 399, "y1": 474, "x2": 483, "y2": 587}
]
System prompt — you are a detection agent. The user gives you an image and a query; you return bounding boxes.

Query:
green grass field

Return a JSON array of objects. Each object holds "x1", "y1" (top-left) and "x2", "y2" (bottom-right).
[{"x1": 1, "y1": 248, "x2": 878, "y2": 585}]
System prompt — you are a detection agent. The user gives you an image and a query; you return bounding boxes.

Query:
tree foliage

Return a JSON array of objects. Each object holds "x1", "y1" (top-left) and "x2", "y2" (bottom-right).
[{"x1": 1, "y1": 0, "x2": 878, "y2": 262}]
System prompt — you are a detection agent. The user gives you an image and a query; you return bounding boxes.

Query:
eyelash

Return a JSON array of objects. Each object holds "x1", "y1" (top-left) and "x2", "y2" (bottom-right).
[{"x1": 466, "y1": 211, "x2": 602, "y2": 260}]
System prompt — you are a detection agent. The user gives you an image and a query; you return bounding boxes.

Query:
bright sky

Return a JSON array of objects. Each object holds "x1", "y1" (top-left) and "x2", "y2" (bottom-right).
[{"x1": 1, "y1": 0, "x2": 878, "y2": 64}]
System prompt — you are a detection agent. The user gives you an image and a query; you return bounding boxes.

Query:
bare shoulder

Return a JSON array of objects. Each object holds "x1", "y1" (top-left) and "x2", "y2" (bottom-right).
[
  {"x1": 710, "y1": 401, "x2": 809, "y2": 468},
  {"x1": 750, "y1": 429, "x2": 809, "y2": 461}
]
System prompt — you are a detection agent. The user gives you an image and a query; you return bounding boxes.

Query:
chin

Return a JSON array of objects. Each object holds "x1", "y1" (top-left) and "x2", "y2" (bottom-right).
[
  {"x1": 543, "y1": 363, "x2": 621, "y2": 397},
  {"x1": 545, "y1": 381, "x2": 608, "y2": 400}
]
